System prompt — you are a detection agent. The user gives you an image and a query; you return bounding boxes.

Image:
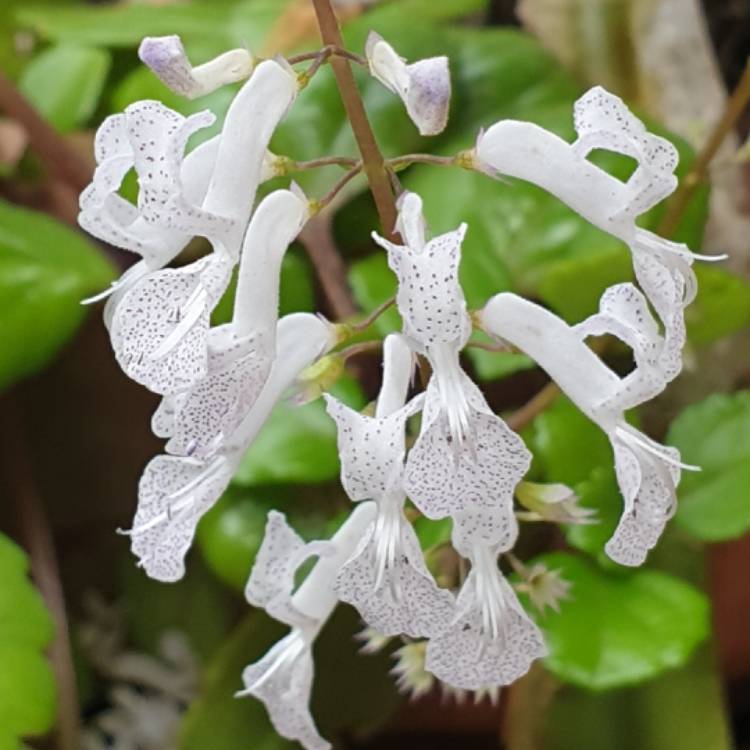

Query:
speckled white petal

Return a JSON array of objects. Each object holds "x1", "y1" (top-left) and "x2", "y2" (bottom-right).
[
  {"x1": 163, "y1": 327, "x2": 273, "y2": 457},
  {"x1": 574, "y1": 283, "x2": 670, "y2": 410},
  {"x1": 572, "y1": 86, "x2": 678, "y2": 218},
  {"x1": 373, "y1": 216, "x2": 470, "y2": 352},
  {"x1": 245, "y1": 511, "x2": 323, "y2": 629},
  {"x1": 139, "y1": 35, "x2": 254, "y2": 99},
  {"x1": 606, "y1": 430, "x2": 681, "y2": 566},
  {"x1": 334, "y1": 503, "x2": 454, "y2": 638},
  {"x1": 366, "y1": 32, "x2": 450, "y2": 136},
  {"x1": 473, "y1": 86, "x2": 679, "y2": 242},
  {"x1": 324, "y1": 394, "x2": 422, "y2": 501},
  {"x1": 239, "y1": 630, "x2": 330, "y2": 750},
  {"x1": 404, "y1": 374, "x2": 531, "y2": 526},
  {"x1": 426, "y1": 563, "x2": 546, "y2": 690},
  {"x1": 128, "y1": 454, "x2": 233, "y2": 582},
  {"x1": 450, "y1": 507, "x2": 519, "y2": 558},
  {"x1": 125, "y1": 101, "x2": 233, "y2": 243},
  {"x1": 80, "y1": 134, "x2": 220, "y2": 272},
  {"x1": 480, "y1": 292, "x2": 686, "y2": 567},
  {"x1": 110, "y1": 253, "x2": 232, "y2": 395}
]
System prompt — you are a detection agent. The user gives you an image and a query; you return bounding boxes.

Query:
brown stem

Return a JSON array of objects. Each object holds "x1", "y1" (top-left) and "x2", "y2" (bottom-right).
[
  {"x1": 292, "y1": 155, "x2": 359, "y2": 171},
  {"x1": 0, "y1": 397, "x2": 80, "y2": 750},
  {"x1": 658, "y1": 57, "x2": 750, "y2": 237},
  {"x1": 387, "y1": 153, "x2": 459, "y2": 171},
  {"x1": 0, "y1": 71, "x2": 90, "y2": 193},
  {"x1": 311, "y1": 0, "x2": 398, "y2": 237},
  {"x1": 338, "y1": 339, "x2": 383, "y2": 360},
  {"x1": 287, "y1": 44, "x2": 366, "y2": 67},
  {"x1": 298, "y1": 213, "x2": 358, "y2": 318},
  {"x1": 317, "y1": 162, "x2": 364, "y2": 208},
  {"x1": 506, "y1": 381, "x2": 560, "y2": 432},
  {"x1": 349, "y1": 294, "x2": 396, "y2": 333}
]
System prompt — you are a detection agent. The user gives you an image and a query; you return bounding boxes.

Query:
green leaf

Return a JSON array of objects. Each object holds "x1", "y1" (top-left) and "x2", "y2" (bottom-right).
[
  {"x1": 528, "y1": 552, "x2": 710, "y2": 690},
  {"x1": 196, "y1": 491, "x2": 271, "y2": 592},
  {"x1": 233, "y1": 379, "x2": 364, "y2": 487},
  {"x1": 19, "y1": 44, "x2": 110, "y2": 132},
  {"x1": 565, "y1": 467, "x2": 622, "y2": 560},
  {"x1": 685, "y1": 265, "x2": 750, "y2": 346},
  {"x1": 0, "y1": 533, "x2": 56, "y2": 745},
  {"x1": 16, "y1": 0, "x2": 285, "y2": 49},
  {"x1": 531, "y1": 397, "x2": 613, "y2": 486},
  {"x1": 668, "y1": 391, "x2": 750, "y2": 541},
  {"x1": 0, "y1": 200, "x2": 114, "y2": 390},
  {"x1": 543, "y1": 646, "x2": 732, "y2": 750},
  {"x1": 234, "y1": 398, "x2": 340, "y2": 486},
  {"x1": 466, "y1": 332, "x2": 536, "y2": 381}
]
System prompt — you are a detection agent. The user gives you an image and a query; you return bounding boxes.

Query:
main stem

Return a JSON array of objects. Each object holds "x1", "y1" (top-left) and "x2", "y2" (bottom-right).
[{"x1": 311, "y1": 0, "x2": 398, "y2": 238}]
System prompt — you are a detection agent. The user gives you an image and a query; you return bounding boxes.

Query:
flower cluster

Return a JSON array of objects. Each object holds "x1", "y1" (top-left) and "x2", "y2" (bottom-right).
[{"x1": 79, "y1": 31, "x2": 720, "y2": 750}]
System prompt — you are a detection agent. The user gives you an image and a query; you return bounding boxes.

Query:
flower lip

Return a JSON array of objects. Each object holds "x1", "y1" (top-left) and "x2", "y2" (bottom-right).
[
  {"x1": 365, "y1": 31, "x2": 451, "y2": 136},
  {"x1": 139, "y1": 35, "x2": 254, "y2": 99}
]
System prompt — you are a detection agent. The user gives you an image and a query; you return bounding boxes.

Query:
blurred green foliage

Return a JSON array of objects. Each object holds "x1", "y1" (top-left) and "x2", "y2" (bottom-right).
[
  {"x1": 0, "y1": 200, "x2": 114, "y2": 390},
  {"x1": 669, "y1": 390, "x2": 750, "y2": 541},
  {"x1": 0, "y1": 533, "x2": 56, "y2": 747}
]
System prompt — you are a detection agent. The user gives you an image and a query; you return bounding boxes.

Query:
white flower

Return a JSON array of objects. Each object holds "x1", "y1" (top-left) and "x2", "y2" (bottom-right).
[
  {"x1": 366, "y1": 32, "x2": 450, "y2": 136},
  {"x1": 515, "y1": 481, "x2": 597, "y2": 525},
  {"x1": 372, "y1": 193, "x2": 531, "y2": 554},
  {"x1": 474, "y1": 85, "x2": 724, "y2": 374},
  {"x1": 481, "y1": 291, "x2": 698, "y2": 566},
  {"x1": 241, "y1": 503, "x2": 377, "y2": 750},
  {"x1": 81, "y1": 59, "x2": 300, "y2": 393},
  {"x1": 110, "y1": 251, "x2": 233, "y2": 395},
  {"x1": 425, "y1": 543, "x2": 547, "y2": 690},
  {"x1": 153, "y1": 187, "x2": 310, "y2": 455},
  {"x1": 139, "y1": 35, "x2": 254, "y2": 99},
  {"x1": 325, "y1": 334, "x2": 454, "y2": 638},
  {"x1": 121, "y1": 313, "x2": 336, "y2": 582}
]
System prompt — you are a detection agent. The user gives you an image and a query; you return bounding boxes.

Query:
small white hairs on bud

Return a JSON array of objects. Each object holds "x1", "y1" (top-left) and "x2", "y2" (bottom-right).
[
  {"x1": 366, "y1": 32, "x2": 451, "y2": 136},
  {"x1": 139, "y1": 35, "x2": 254, "y2": 98}
]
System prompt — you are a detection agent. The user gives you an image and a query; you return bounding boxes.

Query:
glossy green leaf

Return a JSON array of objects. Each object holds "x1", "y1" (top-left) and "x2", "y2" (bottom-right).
[
  {"x1": 19, "y1": 44, "x2": 110, "y2": 132},
  {"x1": 0, "y1": 200, "x2": 114, "y2": 390},
  {"x1": 233, "y1": 378, "x2": 364, "y2": 487},
  {"x1": 196, "y1": 492, "x2": 270, "y2": 592},
  {"x1": 531, "y1": 397, "x2": 613, "y2": 486},
  {"x1": 685, "y1": 265, "x2": 750, "y2": 346},
  {"x1": 0, "y1": 533, "x2": 56, "y2": 745},
  {"x1": 668, "y1": 391, "x2": 750, "y2": 541},
  {"x1": 233, "y1": 398, "x2": 341, "y2": 486},
  {"x1": 565, "y1": 467, "x2": 622, "y2": 560},
  {"x1": 528, "y1": 552, "x2": 710, "y2": 690}
]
